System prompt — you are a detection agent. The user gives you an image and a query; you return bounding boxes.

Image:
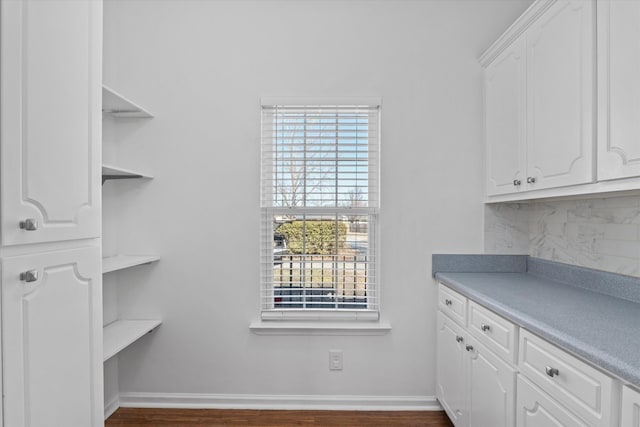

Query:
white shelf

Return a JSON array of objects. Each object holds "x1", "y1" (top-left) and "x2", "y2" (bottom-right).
[
  {"x1": 103, "y1": 319, "x2": 162, "y2": 362},
  {"x1": 102, "y1": 254, "x2": 160, "y2": 274},
  {"x1": 102, "y1": 85, "x2": 153, "y2": 118},
  {"x1": 102, "y1": 164, "x2": 153, "y2": 182}
]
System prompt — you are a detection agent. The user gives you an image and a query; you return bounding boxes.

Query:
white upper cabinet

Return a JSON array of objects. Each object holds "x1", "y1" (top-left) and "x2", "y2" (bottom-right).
[
  {"x1": 526, "y1": 0, "x2": 595, "y2": 191},
  {"x1": 485, "y1": 37, "x2": 527, "y2": 196},
  {"x1": 482, "y1": 0, "x2": 596, "y2": 198},
  {"x1": 597, "y1": 0, "x2": 640, "y2": 181},
  {"x1": 0, "y1": 0, "x2": 102, "y2": 246}
]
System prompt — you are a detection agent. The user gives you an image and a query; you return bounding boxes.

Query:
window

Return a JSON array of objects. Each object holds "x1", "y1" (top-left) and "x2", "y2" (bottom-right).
[{"x1": 260, "y1": 100, "x2": 380, "y2": 321}]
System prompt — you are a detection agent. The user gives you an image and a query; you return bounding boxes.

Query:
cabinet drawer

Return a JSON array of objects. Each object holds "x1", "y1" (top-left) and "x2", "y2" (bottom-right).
[
  {"x1": 518, "y1": 330, "x2": 615, "y2": 427},
  {"x1": 438, "y1": 283, "x2": 467, "y2": 326},
  {"x1": 517, "y1": 374, "x2": 590, "y2": 427},
  {"x1": 469, "y1": 300, "x2": 518, "y2": 364}
]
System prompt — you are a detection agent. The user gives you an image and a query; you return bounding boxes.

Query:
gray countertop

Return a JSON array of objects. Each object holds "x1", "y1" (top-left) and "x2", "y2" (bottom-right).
[{"x1": 435, "y1": 270, "x2": 640, "y2": 388}]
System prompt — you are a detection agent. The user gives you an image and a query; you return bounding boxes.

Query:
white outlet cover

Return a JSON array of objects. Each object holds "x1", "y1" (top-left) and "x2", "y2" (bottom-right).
[{"x1": 329, "y1": 349, "x2": 343, "y2": 370}]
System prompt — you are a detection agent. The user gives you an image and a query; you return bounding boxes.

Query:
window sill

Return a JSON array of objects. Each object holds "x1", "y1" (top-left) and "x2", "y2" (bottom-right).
[{"x1": 249, "y1": 320, "x2": 392, "y2": 336}]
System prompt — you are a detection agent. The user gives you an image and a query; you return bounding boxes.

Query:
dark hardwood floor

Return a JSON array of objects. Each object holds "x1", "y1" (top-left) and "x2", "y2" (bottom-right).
[{"x1": 106, "y1": 408, "x2": 454, "y2": 427}]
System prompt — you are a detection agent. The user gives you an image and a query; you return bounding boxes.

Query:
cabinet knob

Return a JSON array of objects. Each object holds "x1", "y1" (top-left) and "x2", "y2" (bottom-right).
[
  {"x1": 465, "y1": 345, "x2": 474, "y2": 352},
  {"x1": 19, "y1": 218, "x2": 38, "y2": 231},
  {"x1": 527, "y1": 176, "x2": 536, "y2": 184},
  {"x1": 444, "y1": 299, "x2": 452, "y2": 306},
  {"x1": 455, "y1": 336, "x2": 464, "y2": 343},
  {"x1": 480, "y1": 323, "x2": 491, "y2": 332},
  {"x1": 20, "y1": 270, "x2": 38, "y2": 283},
  {"x1": 513, "y1": 179, "x2": 521, "y2": 186},
  {"x1": 545, "y1": 366, "x2": 559, "y2": 378}
]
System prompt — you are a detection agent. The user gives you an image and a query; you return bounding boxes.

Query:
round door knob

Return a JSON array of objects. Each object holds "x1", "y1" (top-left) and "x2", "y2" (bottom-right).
[
  {"x1": 465, "y1": 345, "x2": 474, "y2": 352},
  {"x1": 444, "y1": 299, "x2": 452, "y2": 306},
  {"x1": 481, "y1": 323, "x2": 491, "y2": 332},
  {"x1": 19, "y1": 218, "x2": 38, "y2": 231},
  {"x1": 456, "y1": 336, "x2": 464, "y2": 343},
  {"x1": 513, "y1": 179, "x2": 521, "y2": 186},
  {"x1": 527, "y1": 176, "x2": 536, "y2": 184}
]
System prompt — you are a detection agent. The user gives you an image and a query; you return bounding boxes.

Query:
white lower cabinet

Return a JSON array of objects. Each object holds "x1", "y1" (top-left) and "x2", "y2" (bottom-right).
[
  {"x1": 519, "y1": 329, "x2": 615, "y2": 427},
  {"x1": 1, "y1": 247, "x2": 103, "y2": 427},
  {"x1": 436, "y1": 310, "x2": 516, "y2": 427},
  {"x1": 467, "y1": 338, "x2": 516, "y2": 427},
  {"x1": 517, "y1": 374, "x2": 590, "y2": 427},
  {"x1": 436, "y1": 283, "x2": 628, "y2": 427},
  {"x1": 621, "y1": 385, "x2": 640, "y2": 427},
  {"x1": 436, "y1": 312, "x2": 468, "y2": 426}
]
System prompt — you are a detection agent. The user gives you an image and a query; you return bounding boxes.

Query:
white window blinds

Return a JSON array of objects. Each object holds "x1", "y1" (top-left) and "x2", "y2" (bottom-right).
[{"x1": 260, "y1": 102, "x2": 380, "y2": 320}]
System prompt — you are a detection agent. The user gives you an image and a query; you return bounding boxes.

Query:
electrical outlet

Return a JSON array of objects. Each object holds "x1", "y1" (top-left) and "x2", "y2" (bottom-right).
[{"x1": 329, "y1": 349, "x2": 343, "y2": 371}]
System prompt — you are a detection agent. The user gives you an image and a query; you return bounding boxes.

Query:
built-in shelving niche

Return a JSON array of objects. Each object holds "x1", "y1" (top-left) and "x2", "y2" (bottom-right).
[{"x1": 101, "y1": 85, "x2": 161, "y2": 378}]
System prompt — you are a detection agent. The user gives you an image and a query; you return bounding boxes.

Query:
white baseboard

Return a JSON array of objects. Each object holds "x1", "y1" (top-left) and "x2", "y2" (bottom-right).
[
  {"x1": 104, "y1": 395, "x2": 120, "y2": 420},
  {"x1": 118, "y1": 392, "x2": 442, "y2": 411}
]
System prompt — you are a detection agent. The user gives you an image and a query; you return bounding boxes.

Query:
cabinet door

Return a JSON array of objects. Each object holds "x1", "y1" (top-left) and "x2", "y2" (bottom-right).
[
  {"x1": 517, "y1": 375, "x2": 589, "y2": 427},
  {"x1": 467, "y1": 340, "x2": 516, "y2": 427},
  {"x1": 2, "y1": 247, "x2": 103, "y2": 427},
  {"x1": 526, "y1": 0, "x2": 594, "y2": 190},
  {"x1": 436, "y1": 312, "x2": 467, "y2": 427},
  {"x1": 597, "y1": 0, "x2": 640, "y2": 181},
  {"x1": 621, "y1": 385, "x2": 640, "y2": 427},
  {"x1": 0, "y1": 0, "x2": 102, "y2": 246},
  {"x1": 485, "y1": 36, "x2": 527, "y2": 196}
]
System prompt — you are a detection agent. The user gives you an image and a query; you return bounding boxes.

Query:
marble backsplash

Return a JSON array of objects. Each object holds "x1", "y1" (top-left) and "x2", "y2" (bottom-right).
[{"x1": 485, "y1": 195, "x2": 640, "y2": 277}]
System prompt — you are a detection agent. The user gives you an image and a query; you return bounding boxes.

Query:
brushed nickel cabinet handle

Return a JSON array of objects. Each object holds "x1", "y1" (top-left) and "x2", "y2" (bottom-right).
[
  {"x1": 20, "y1": 270, "x2": 38, "y2": 283},
  {"x1": 545, "y1": 366, "x2": 559, "y2": 378},
  {"x1": 19, "y1": 218, "x2": 38, "y2": 231}
]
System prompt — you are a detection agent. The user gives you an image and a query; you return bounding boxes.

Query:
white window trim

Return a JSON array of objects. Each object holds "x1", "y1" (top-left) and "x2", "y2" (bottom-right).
[
  {"x1": 259, "y1": 98, "x2": 382, "y2": 322},
  {"x1": 249, "y1": 319, "x2": 392, "y2": 336}
]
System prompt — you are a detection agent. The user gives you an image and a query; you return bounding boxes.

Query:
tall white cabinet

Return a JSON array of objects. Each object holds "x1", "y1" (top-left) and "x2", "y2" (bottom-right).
[
  {"x1": 526, "y1": 0, "x2": 594, "y2": 191},
  {"x1": 0, "y1": 0, "x2": 104, "y2": 426},
  {"x1": 483, "y1": 0, "x2": 595, "y2": 197},
  {"x1": 597, "y1": 0, "x2": 640, "y2": 181},
  {"x1": 485, "y1": 38, "x2": 526, "y2": 196}
]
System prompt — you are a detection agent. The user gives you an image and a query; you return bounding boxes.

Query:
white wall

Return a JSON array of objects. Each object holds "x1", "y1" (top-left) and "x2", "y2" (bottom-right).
[
  {"x1": 486, "y1": 196, "x2": 640, "y2": 277},
  {"x1": 103, "y1": 0, "x2": 532, "y2": 405}
]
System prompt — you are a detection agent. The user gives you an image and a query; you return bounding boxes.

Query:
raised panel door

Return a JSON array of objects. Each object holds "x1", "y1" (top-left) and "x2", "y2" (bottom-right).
[
  {"x1": 436, "y1": 312, "x2": 467, "y2": 427},
  {"x1": 526, "y1": 0, "x2": 595, "y2": 190},
  {"x1": 0, "y1": 0, "x2": 102, "y2": 246},
  {"x1": 467, "y1": 339, "x2": 516, "y2": 427},
  {"x1": 1, "y1": 247, "x2": 103, "y2": 427},
  {"x1": 485, "y1": 37, "x2": 527, "y2": 196},
  {"x1": 597, "y1": 0, "x2": 640, "y2": 180}
]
